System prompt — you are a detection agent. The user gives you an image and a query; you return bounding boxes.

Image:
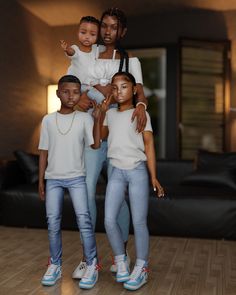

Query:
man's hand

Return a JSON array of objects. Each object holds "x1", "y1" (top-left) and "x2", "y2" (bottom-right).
[
  {"x1": 131, "y1": 104, "x2": 147, "y2": 133},
  {"x1": 38, "y1": 181, "x2": 45, "y2": 201}
]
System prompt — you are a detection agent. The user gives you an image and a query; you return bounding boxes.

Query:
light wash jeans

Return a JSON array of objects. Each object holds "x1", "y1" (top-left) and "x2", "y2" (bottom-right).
[
  {"x1": 84, "y1": 141, "x2": 130, "y2": 242},
  {"x1": 104, "y1": 162, "x2": 149, "y2": 264},
  {"x1": 45, "y1": 176, "x2": 97, "y2": 266}
]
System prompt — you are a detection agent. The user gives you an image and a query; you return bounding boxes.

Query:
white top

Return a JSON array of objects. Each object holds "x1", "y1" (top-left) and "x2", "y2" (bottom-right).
[
  {"x1": 90, "y1": 55, "x2": 143, "y2": 86},
  {"x1": 66, "y1": 44, "x2": 99, "y2": 85},
  {"x1": 103, "y1": 108, "x2": 153, "y2": 169},
  {"x1": 38, "y1": 111, "x2": 94, "y2": 179}
]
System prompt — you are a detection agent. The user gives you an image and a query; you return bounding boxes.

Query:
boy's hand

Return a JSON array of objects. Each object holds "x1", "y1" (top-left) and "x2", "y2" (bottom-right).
[
  {"x1": 38, "y1": 181, "x2": 45, "y2": 201},
  {"x1": 152, "y1": 179, "x2": 165, "y2": 198},
  {"x1": 131, "y1": 104, "x2": 147, "y2": 133}
]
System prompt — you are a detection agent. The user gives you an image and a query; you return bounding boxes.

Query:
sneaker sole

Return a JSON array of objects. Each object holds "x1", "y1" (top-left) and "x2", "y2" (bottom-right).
[
  {"x1": 124, "y1": 279, "x2": 147, "y2": 290},
  {"x1": 79, "y1": 276, "x2": 98, "y2": 289},
  {"x1": 41, "y1": 273, "x2": 61, "y2": 286},
  {"x1": 116, "y1": 274, "x2": 130, "y2": 283}
]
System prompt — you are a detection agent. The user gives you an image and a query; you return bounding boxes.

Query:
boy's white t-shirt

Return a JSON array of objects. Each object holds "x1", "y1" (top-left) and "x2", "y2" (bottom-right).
[
  {"x1": 103, "y1": 108, "x2": 153, "y2": 170},
  {"x1": 38, "y1": 111, "x2": 94, "y2": 179}
]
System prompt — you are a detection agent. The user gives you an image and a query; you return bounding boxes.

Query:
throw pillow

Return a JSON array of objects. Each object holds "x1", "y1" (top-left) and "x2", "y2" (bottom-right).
[
  {"x1": 181, "y1": 168, "x2": 236, "y2": 190},
  {"x1": 14, "y1": 150, "x2": 39, "y2": 184},
  {"x1": 196, "y1": 149, "x2": 236, "y2": 170}
]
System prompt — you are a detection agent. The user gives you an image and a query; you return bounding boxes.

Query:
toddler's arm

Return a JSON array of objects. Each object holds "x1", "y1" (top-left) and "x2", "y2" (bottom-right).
[{"x1": 60, "y1": 40, "x2": 75, "y2": 56}]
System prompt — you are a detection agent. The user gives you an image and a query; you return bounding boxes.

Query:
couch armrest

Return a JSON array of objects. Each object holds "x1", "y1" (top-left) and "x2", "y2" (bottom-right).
[{"x1": 0, "y1": 160, "x2": 26, "y2": 189}]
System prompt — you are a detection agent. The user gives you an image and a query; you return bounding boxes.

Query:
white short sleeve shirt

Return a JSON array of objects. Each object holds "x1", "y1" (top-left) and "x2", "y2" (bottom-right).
[
  {"x1": 103, "y1": 108, "x2": 153, "y2": 169},
  {"x1": 38, "y1": 111, "x2": 94, "y2": 179}
]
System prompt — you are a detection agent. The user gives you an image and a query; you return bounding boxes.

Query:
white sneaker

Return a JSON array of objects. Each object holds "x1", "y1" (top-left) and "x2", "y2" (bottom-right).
[
  {"x1": 79, "y1": 258, "x2": 99, "y2": 289},
  {"x1": 41, "y1": 263, "x2": 61, "y2": 286},
  {"x1": 110, "y1": 252, "x2": 131, "y2": 273},
  {"x1": 123, "y1": 259, "x2": 148, "y2": 290},
  {"x1": 115, "y1": 254, "x2": 130, "y2": 283},
  {"x1": 72, "y1": 261, "x2": 87, "y2": 279}
]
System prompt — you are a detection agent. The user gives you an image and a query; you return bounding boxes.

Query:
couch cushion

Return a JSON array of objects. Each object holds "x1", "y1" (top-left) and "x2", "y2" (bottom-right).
[
  {"x1": 14, "y1": 150, "x2": 39, "y2": 184},
  {"x1": 181, "y1": 168, "x2": 236, "y2": 191},
  {"x1": 196, "y1": 149, "x2": 236, "y2": 170}
]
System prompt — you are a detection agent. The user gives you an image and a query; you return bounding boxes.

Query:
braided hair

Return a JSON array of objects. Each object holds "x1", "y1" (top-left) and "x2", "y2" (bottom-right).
[{"x1": 100, "y1": 8, "x2": 129, "y2": 72}]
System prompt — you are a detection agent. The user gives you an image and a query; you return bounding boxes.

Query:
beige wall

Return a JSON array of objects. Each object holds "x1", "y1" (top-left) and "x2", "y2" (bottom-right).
[{"x1": 0, "y1": 2, "x2": 52, "y2": 159}]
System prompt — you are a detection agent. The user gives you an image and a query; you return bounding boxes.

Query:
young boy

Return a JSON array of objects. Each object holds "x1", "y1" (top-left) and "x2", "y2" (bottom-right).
[
  {"x1": 60, "y1": 16, "x2": 104, "y2": 105},
  {"x1": 38, "y1": 75, "x2": 100, "y2": 289}
]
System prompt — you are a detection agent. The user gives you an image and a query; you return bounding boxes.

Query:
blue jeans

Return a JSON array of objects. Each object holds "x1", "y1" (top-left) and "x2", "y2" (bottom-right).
[
  {"x1": 104, "y1": 162, "x2": 149, "y2": 263},
  {"x1": 45, "y1": 177, "x2": 97, "y2": 266},
  {"x1": 84, "y1": 141, "x2": 130, "y2": 242}
]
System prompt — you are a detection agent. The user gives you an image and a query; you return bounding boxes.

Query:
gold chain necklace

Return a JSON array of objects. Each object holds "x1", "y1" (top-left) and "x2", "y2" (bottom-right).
[{"x1": 56, "y1": 111, "x2": 76, "y2": 135}]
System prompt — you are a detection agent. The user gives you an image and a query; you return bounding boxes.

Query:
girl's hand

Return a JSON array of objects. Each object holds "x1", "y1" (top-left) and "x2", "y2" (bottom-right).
[
  {"x1": 77, "y1": 92, "x2": 93, "y2": 111},
  {"x1": 131, "y1": 104, "x2": 147, "y2": 133},
  {"x1": 152, "y1": 179, "x2": 165, "y2": 198},
  {"x1": 101, "y1": 94, "x2": 114, "y2": 112},
  {"x1": 92, "y1": 101, "x2": 102, "y2": 120}
]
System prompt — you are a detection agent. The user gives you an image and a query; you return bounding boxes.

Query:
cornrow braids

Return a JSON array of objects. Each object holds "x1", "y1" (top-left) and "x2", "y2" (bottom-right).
[
  {"x1": 79, "y1": 16, "x2": 100, "y2": 27},
  {"x1": 100, "y1": 8, "x2": 129, "y2": 72}
]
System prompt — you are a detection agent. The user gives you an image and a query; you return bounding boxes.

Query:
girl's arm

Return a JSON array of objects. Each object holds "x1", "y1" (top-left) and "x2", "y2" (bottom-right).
[
  {"x1": 60, "y1": 40, "x2": 75, "y2": 56},
  {"x1": 143, "y1": 131, "x2": 164, "y2": 198},
  {"x1": 38, "y1": 149, "x2": 48, "y2": 200}
]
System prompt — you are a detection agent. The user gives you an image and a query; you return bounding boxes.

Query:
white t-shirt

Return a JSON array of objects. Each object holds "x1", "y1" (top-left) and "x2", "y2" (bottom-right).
[
  {"x1": 90, "y1": 56, "x2": 143, "y2": 86},
  {"x1": 66, "y1": 44, "x2": 99, "y2": 85},
  {"x1": 38, "y1": 111, "x2": 94, "y2": 179},
  {"x1": 103, "y1": 108, "x2": 153, "y2": 170}
]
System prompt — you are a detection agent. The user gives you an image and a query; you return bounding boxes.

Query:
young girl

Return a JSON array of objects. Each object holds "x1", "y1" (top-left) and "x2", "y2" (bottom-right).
[{"x1": 95, "y1": 72, "x2": 164, "y2": 291}]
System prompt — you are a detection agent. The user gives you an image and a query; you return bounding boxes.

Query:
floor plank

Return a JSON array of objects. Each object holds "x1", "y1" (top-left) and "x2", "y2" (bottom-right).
[{"x1": 0, "y1": 226, "x2": 236, "y2": 295}]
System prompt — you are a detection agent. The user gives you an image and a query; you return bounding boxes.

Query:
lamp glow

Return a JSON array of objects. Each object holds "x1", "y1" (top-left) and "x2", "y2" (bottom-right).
[{"x1": 47, "y1": 85, "x2": 61, "y2": 113}]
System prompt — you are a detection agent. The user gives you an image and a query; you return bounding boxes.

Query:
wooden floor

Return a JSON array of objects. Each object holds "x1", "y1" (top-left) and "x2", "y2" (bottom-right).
[{"x1": 0, "y1": 227, "x2": 236, "y2": 295}]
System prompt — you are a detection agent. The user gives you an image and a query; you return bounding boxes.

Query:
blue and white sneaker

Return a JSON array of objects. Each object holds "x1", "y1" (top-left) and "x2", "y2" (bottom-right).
[
  {"x1": 123, "y1": 259, "x2": 148, "y2": 290},
  {"x1": 110, "y1": 251, "x2": 131, "y2": 273},
  {"x1": 41, "y1": 263, "x2": 61, "y2": 286},
  {"x1": 79, "y1": 258, "x2": 99, "y2": 289},
  {"x1": 115, "y1": 254, "x2": 130, "y2": 283}
]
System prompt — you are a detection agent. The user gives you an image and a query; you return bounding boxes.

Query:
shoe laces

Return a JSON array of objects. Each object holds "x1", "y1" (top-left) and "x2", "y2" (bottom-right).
[
  {"x1": 45, "y1": 264, "x2": 59, "y2": 276},
  {"x1": 83, "y1": 263, "x2": 101, "y2": 279},
  {"x1": 78, "y1": 261, "x2": 86, "y2": 270},
  {"x1": 130, "y1": 265, "x2": 149, "y2": 280},
  {"x1": 117, "y1": 260, "x2": 127, "y2": 273}
]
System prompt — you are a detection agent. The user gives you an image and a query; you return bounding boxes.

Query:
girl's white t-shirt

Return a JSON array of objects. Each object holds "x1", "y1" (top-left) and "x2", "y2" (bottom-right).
[{"x1": 103, "y1": 108, "x2": 153, "y2": 170}]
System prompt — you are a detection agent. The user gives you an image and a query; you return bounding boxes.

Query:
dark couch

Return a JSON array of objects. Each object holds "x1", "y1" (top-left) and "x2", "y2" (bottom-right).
[{"x1": 1, "y1": 150, "x2": 236, "y2": 239}]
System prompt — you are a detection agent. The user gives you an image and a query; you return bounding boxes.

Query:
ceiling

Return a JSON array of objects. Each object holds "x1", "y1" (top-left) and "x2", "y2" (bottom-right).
[{"x1": 18, "y1": 0, "x2": 236, "y2": 26}]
